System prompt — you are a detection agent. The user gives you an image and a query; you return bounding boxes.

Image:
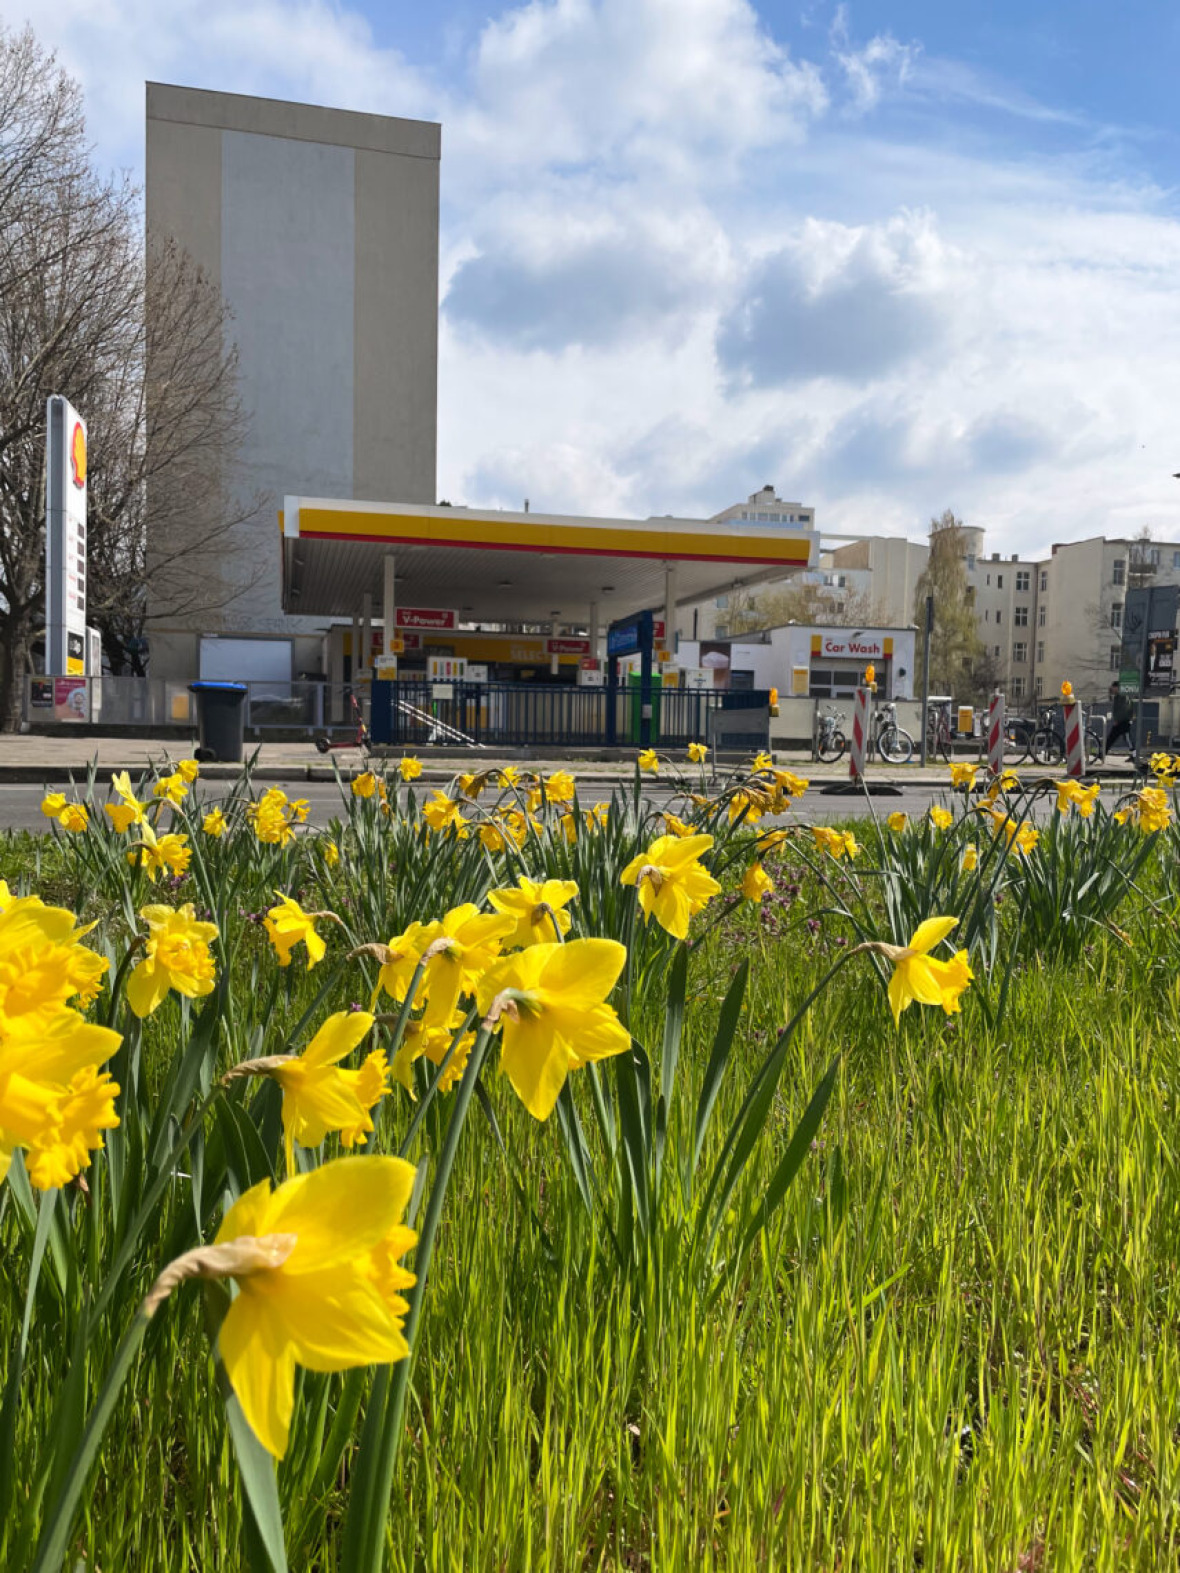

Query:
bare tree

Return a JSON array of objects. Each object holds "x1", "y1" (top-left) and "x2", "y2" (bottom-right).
[
  {"x1": 0, "y1": 24, "x2": 259, "y2": 720},
  {"x1": 913, "y1": 510, "x2": 984, "y2": 698},
  {"x1": 722, "y1": 578, "x2": 884, "y2": 636}
]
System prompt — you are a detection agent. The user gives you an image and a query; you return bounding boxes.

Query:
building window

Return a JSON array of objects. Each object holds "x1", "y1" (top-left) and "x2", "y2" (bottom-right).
[
  {"x1": 1110, "y1": 603, "x2": 1122, "y2": 630},
  {"x1": 994, "y1": 645, "x2": 1001, "y2": 658},
  {"x1": 1013, "y1": 642, "x2": 1027, "y2": 663},
  {"x1": 1113, "y1": 558, "x2": 1125, "y2": 586},
  {"x1": 997, "y1": 573, "x2": 1004, "y2": 589},
  {"x1": 1037, "y1": 640, "x2": 1045, "y2": 663},
  {"x1": 1016, "y1": 571, "x2": 1030, "y2": 592},
  {"x1": 1173, "y1": 550, "x2": 1180, "y2": 571},
  {"x1": 1040, "y1": 570, "x2": 1049, "y2": 591},
  {"x1": 1014, "y1": 605, "x2": 1028, "y2": 626},
  {"x1": 1011, "y1": 676, "x2": 1025, "y2": 698},
  {"x1": 1038, "y1": 604, "x2": 1046, "y2": 628},
  {"x1": 995, "y1": 609, "x2": 1002, "y2": 624},
  {"x1": 1150, "y1": 548, "x2": 1161, "y2": 567},
  {"x1": 1110, "y1": 646, "x2": 1122, "y2": 672},
  {"x1": 1035, "y1": 676, "x2": 1044, "y2": 697},
  {"x1": 986, "y1": 573, "x2": 991, "y2": 586}
]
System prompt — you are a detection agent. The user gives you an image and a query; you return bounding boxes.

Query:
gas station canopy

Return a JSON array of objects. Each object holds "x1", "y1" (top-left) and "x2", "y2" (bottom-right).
[{"x1": 280, "y1": 498, "x2": 816, "y2": 623}]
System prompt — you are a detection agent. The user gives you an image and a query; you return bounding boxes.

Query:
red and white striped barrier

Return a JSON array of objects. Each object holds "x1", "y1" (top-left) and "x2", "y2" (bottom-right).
[
  {"x1": 849, "y1": 685, "x2": 871, "y2": 781},
  {"x1": 1063, "y1": 697, "x2": 1085, "y2": 778},
  {"x1": 987, "y1": 690, "x2": 1005, "y2": 778}
]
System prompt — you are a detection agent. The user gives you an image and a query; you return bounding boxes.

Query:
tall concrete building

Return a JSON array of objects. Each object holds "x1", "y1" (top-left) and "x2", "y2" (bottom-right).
[{"x1": 144, "y1": 84, "x2": 440, "y2": 680}]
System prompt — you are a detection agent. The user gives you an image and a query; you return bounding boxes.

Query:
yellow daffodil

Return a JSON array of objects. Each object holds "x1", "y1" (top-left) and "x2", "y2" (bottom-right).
[
  {"x1": 637, "y1": 750, "x2": 659, "y2": 774},
  {"x1": 811, "y1": 825, "x2": 860, "y2": 861},
  {"x1": 177, "y1": 759, "x2": 200, "y2": 783},
  {"x1": 352, "y1": 772, "x2": 378, "y2": 799},
  {"x1": 1000, "y1": 769, "x2": 1020, "y2": 791},
  {"x1": 397, "y1": 756, "x2": 423, "y2": 781},
  {"x1": 558, "y1": 812, "x2": 577, "y2": 845},
  {"x1": 728, "y1": 788, "x2": 769, "y2": 824},
  {"x1": 488, "y1": 877, "x2": 579, "y2": 947},
  {"x1": 620, "y1": 833, "x2": 721, "y2": 940},
  {"x1": 1115, "y1": 786, "x2": 1171, "y2": 833},
  {"x1": 105, "y1": 771, "x2": 148, "y2": 833},
  {"x1": 887, "y1": 811, "x2": 908, "y2": 833},
  {"x1": 501, "y1": 807, "x2": 539, "y2": 847},
  {"x1": 477, "y1": 938, "x2": 630, "y2": 1119},
  {"x1": 264, "y1": 894, "x2": 328, "y2": 970},
  {"x1": 687, "y1": 742, "x2": 708, "y2": 763},
  {"x1": 422, "y1": 791, "x2": 469, "y2": 836},
  {"x1": 126, "y1": 904, "x2": 219, "y2": 1018},
  {"x1": 0, "y1": 896, "x2": 122, "y2": 1188},
  {"x1": 376, "y1": 906, "x2": 513, "y2": 1026},
  {"x1": 266, "y1": 1011, "x2": 388, "y2": 1170},
  {"x1": 154, "y1": 772, "x2": 188, "y2": 806},
  {"x1": 986, "y1": 810, "x2": 1039, "y2": 855},
  {"x1": 128, "y1": 822, "x2": 192, "y2": 881},
  {"x1": 877, "y1": 916, "x2": 973, "y2": 1026},
  {"x1": 742, "y1": 863, "x2": 773, "y2": 902},
  {"x1": 147, "y1": 1156, "x2": 417, "y2": 1458},
  {"x1": 323, "y1": 838, "x2": 340, "y2": 867},
  {"x1": 757, "y1": 828, "x2": 790, "y2": 853},
  {"x1": 202, "y1": 807, "x2": 227, "y2": 837},
  {"x1": 752, "y1": 751, "x2": 774, "y2": 773},
  {"x1": 961, "y1": 843, "x2": 978, "y2": 872},
  {"x1": 248, "y1": 787, "x2": 299, "y2": 847},
  {"x1": 544, "y1": 770, "x2": 577, "y2": 804},
  {"x1": 391, "y1": 1015, "x2": 475, "y2": 1094},
  {"x1": 479, "y1": 822, "x2": 506, "y2": 853},
  {"x1": 40, "y1": 792, "x2": 67, "y2": 818},
  {"x1": 772, "y1": 769, "x2": 809, "y2": 799},
  {"x1": 949, "y1": 763, "x2": 977, "y2": 790},
  {"x1": 583, "y1": 801, "x2": 609, "y2": 831},
  {"x1": 497, "y1": 765, "x2": 522, "y2": 788},
  {"x1": 58, "y1": 803, "x2": 88, "y2": 833},
  {"x1": 663, "y1": 812, "x2": 693, "y2": 837},
  {"x1": 929, "y1": 805, "x2": 953, "y2": 831}
]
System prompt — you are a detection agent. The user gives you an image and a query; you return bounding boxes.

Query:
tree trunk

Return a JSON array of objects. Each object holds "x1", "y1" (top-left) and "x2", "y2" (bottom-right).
[{"x1": 0, "y1": 617, "x2": 31, "y2": 732}]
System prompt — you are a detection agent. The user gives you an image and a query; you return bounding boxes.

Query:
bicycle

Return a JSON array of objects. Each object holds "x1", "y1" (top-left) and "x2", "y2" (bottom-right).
[
  {"x1": 872, "y1": 701, "x2": 914, "y2": 764},
  {"x1": 814, "y1": 707, "x2": 847, "y2": 763},
  {"x1": 925, "y1": 705, "x2": 952, "y2": 763}
]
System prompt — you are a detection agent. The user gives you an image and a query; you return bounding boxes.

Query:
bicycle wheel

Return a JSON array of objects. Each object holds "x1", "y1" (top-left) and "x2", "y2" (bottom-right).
[
  {"x1": 926, "y1": 727, "x2": 950, "y2": 763},
  {"x1": 879, "y1": 725, "x2": 913, "y2": 765},
  {"x1": 1032, "y1": 727, "x2": 1064, "y2": 765},
  {"x1": 817, "y1": 730, "x2": 846, "y2": 763},
  {"x1": 1003, "y1": 724, "x2": 1030, "y2": 765},
  {"x1": 1085, "y1": 728, "x2": 1104, "y2": 764}
]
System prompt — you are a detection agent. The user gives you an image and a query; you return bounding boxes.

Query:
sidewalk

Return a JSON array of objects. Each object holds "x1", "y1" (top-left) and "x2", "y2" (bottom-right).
[{"x1": 2, "y1": 734, "x2": 1147, "y2": 789}]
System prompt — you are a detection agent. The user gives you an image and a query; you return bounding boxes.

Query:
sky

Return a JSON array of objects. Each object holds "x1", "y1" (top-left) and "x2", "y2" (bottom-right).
[{"x1": 16, "y1": 0, "x2": 1180, "y2": 556}]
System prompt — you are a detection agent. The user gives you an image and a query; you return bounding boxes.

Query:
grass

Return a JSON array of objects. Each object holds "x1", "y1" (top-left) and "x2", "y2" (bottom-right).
[{"x1": 6, "y1": 767, "x2": 1180, "y2": 1570}]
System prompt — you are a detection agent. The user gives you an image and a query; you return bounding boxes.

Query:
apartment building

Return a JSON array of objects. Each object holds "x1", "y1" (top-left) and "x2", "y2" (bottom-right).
[{"x1": 819, "y1": 525, "x2": 1180, "y2": 702}]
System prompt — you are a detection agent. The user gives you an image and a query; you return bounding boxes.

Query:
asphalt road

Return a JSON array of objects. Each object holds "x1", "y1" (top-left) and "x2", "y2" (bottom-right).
[{"x1": 0, "y1": 778, "x2": 1042, "y2": 834}]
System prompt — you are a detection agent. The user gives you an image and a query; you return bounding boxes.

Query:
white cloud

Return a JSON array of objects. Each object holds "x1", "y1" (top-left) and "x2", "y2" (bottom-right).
[{"x1": 14, "y1": 0, "x2": 1180, "y2": 565}]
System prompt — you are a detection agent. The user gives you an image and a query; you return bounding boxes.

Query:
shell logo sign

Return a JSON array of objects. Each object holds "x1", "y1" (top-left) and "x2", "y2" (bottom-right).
[{"x1": 70, "y1": 421, "x2": 87, "y2": 489}]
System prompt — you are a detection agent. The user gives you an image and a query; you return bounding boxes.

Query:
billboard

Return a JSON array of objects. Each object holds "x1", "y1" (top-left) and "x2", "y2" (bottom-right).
[{"x1": 45, "y1": 396, "x2": 88, "y2": 675}]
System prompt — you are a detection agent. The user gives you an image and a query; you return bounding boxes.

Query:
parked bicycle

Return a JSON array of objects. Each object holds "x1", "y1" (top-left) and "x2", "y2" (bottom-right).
[
  {"x1": 814, "y1": 707, "x2": 847, "y2": 763},
  {"x1": 1003, "y1": 711, "x2": 1103, "y2": 767},
  {"x1": 925, "y1": 701, "x2": 953, "y2": 763},
  {"x1": 872, "y1": 700, "x2": 914, "y2": 764}
]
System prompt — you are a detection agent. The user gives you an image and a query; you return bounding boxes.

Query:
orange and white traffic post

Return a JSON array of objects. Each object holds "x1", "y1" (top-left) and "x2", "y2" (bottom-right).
[{"x1": 849, "y1": 662, "x2": 876, "y2": 781}]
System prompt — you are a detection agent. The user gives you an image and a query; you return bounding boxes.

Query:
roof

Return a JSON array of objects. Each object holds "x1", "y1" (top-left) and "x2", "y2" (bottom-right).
[{"x1": 280, "y1": 497, "x2": 816, "y2": 624}]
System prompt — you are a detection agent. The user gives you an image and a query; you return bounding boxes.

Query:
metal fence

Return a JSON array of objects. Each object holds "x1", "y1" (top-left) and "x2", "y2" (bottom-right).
[
  {"x1": 25, "y1": 674, "x2": 774, "y2": 750},
  {"x1": 371, "y1": 682, "x2": 770, "y2": 749}
]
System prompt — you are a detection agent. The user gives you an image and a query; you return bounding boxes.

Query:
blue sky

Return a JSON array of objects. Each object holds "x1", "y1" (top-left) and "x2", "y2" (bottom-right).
[{"x1": 19, "y1": 0, "x2": 1180, "y2": 555}]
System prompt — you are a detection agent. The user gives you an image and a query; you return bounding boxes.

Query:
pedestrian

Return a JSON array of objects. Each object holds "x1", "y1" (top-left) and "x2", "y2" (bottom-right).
[{"x1": 1105, "y1": 681, "x2": 1135, "y2": 753}]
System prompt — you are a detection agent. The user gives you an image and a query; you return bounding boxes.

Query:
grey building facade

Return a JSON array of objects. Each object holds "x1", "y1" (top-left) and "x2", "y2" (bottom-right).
[{"x1": 144, "y1": 83, "x2": 440, "y2": 679}]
